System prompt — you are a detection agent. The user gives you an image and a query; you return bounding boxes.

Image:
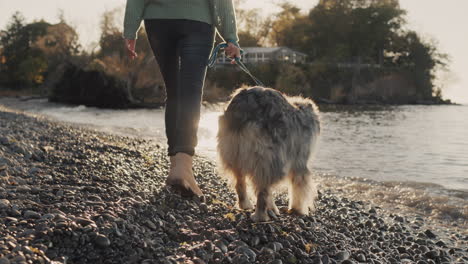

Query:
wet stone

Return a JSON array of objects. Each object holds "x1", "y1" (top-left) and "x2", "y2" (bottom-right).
[
  {"x1": 214, "y1": 240, "x2": 228, "y2": 254},
  {"x1": 268, "y1": 242, "x2": 284, "y2": 252},
  {"x1": 75, "y1": 217, "x2": 95, "y2": 226},
  {"x1": 335, "y1": 251, "x2": 350, "y2": 261},
  {"x1": 145, "y1": 220, "x2": 157, "y2": 231},
  {"x1": 192, "y1": 258, "x2": 206, "y2": 264},
  {"x1": 250, "y1": 236, "x2": 260, "y2": 247},
  {"x1": 268, "y1": 260, "x2": 283, "y2": 264},
  {"x1": 0, "y1": 199, "x2": 10, "y2": 209},
  {"x1": 231, "y1": 254, "x2": 250, "y2": 264},
  {"x1": 199, "y1": 203, "x2": 208, "y2": 213},
  {"x1": 424, "y1": 251, "x2": 439, "y2": 259},
  {"x1": 321, "y1": 255, "x2": 330, "y2": 264},
  {"x1": 424, "y1": 230, "x2": 437, "y2": 239},
  {"x1": 355, "y1": 253, "x2": 366, "y2": 262},
  {"x1": 94, "y1": 234, "x2": 111, "y2": 248},
  {"x1": 228, "y1": 240, "x2": 248, "y2": 251},
  {"x1": 23, "y1": 210, "x2": 41, "y2": 219},
  {"x1": 259, "y1": 247, "x2": 276, "y2": 262},
  {"x1": 435, "y1": 240, "x2": 446, "y2": 247},
  {"x1": 419, "y1": 246, "x2": 430, "y2": 253},
  {"x1": 394, "y1": 216, "x2": 405, "y2": 222},
  {"x1": 416, "y1": 239, "x2": 427, "y2": 245},
  {"x1": 194, "y1": 248, "x2": 208, "y2": 261},
  {"x1": 235, "y1": 246, "x2": 256, "y2": 262}
]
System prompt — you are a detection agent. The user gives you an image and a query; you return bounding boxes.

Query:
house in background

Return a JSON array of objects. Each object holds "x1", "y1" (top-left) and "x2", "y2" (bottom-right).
[{"x1": 216, "y1": 47, "x2": 307, "y2": 65}]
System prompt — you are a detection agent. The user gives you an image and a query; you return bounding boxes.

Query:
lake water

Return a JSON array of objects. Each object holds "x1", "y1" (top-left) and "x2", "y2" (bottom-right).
[{"x1": 1, "y1": 98, "x2": 466, "y2": 222}]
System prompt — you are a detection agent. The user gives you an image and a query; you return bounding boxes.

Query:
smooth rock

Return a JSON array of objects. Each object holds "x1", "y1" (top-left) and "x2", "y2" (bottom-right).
[
  {"x1": 268, "y1": 260, "x2": 283, "y2": 264},
  {"x1": 424, "y1": 230, "x2": 437, "y2": 239},
  {"x1": 355, "y1": 254, "x2": 366, "y2": 262},
  {"x1": 231, "y1": 254, "x2": 250, "y2": 264},
  {"x1": 335, "y1": 251, "x2": 350, "y2": 261},
  {"x1": 95, "y1": 234, "x2": 111, "y2": 248},
  {"x1": 24, "y1": 210, "x2": 41, "y2": 219},
  {"x1": 235, "y1": 246, "x2": 256, "y2": 262},
  {"x1": 0, "y1": 199, "x2": 10, "y2": 209}
]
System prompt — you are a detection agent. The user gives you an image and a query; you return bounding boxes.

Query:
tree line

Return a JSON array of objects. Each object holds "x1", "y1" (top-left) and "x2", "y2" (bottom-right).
[{"x1": 0, "y1": 0, "x2": 449, "y2": 106}]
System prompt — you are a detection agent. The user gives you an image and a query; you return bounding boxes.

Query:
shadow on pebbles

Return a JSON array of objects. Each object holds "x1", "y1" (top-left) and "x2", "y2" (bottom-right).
[{"x1": 0, "y1": 105, "x2": 467, "y2": 264}]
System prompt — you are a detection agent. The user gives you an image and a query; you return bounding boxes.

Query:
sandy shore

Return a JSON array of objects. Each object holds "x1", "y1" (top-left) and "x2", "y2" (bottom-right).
[{"x1": 0, "y1": 105, "x2": 467, "y2": 264}]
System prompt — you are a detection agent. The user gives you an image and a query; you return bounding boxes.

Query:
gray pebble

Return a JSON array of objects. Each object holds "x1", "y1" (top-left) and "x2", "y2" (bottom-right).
[
  {"x1": 231, "y1": 254, "x2": 250, "y2": 264},
  {"x1": 268, "y1": 242, "x2": 283, "y2": 252},
  {"x1": 424, "y1": 230, "x2": 437, "y2": 239},
  {"x1": 215, "y1": 240, "x2": 228, "y2": 254},
  {"x1": 250, "y1": 236, "x2": 260, "y2": 247},
  {"x1": 235, "y1": 246, "x2": 256, "y2": 262},
  {"x1": 268, "y1": 260, "x2": 283, "y2": 264},
  {"x1": 199, "y1": 203, "x2": 208, "y2": 213},
  {"x1": 75, "y1": 217, "x2": 95, "y2": 226},
  {"x1": 260, "y1": 247, "x2": 276, "y2": 261},
  {"x1": 228, "y1": 240, "x2": 248, "y2": 251},
  {"x1": 321, "y1": 254, "x2": 330, "y2": 264},
  {"x1": 95, "y1": 234, "x2": 111, "y2": 248},
  {"x1": 0, "y1": 199, "x2": 10, "y2": 209},
  {"x1": 355, "y1": 254, "x2": 366, "y2": 262},
  {"x1": 23, "y1": 210, "x2": 41, "y2": 219},
  {"x1": 335, "y1": 251, "x2": 350, "y2": 261}
]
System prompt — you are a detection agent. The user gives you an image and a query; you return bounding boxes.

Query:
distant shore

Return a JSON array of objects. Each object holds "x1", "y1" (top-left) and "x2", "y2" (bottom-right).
[
  {"x1": 1, "y1": 104, "x2": 467, "y2": 263},
  {"x1": 0, "y1": 87, "x2": 457, "y2": 109}
]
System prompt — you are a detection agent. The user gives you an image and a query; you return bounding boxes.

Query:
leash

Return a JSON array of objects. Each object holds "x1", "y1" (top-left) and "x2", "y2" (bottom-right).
[{"x1": 208, "y1": 43, "x2": 265, "y2": 87}]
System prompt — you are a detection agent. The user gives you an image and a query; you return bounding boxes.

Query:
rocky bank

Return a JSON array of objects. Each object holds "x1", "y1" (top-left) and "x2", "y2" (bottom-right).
[{"x1": 0, "y1": 105, "x2": 467, "y2": 264}]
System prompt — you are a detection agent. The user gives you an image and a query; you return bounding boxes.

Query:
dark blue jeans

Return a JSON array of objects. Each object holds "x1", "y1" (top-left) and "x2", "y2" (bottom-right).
[{"x1": 145, "y1": 19, "x2": 215, "y2": 156}]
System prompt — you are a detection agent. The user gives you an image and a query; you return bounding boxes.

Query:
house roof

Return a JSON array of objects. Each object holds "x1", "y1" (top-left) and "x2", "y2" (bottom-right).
[{"x1": 242, "y1": 47, "x2": 307, "y2": 56}]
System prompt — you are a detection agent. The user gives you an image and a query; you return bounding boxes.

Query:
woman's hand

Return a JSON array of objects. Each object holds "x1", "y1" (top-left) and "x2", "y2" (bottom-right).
[
  {"x1": 125, "y1": 39, "x2": 138, "y2": 60},
  {"x1": 225, "y1": 42, "x2": 241, "y2": 64}
]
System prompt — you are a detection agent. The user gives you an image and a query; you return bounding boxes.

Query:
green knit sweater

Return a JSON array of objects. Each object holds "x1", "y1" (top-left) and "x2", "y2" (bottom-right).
[{"x1": 123, "y1": 0, "x2": 238, "y2": 44}]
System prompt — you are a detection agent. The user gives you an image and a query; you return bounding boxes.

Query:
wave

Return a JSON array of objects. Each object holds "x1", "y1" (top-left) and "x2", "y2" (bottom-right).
[{"x1": 318, "y1": 173, "x2": 468, "y2": 227}]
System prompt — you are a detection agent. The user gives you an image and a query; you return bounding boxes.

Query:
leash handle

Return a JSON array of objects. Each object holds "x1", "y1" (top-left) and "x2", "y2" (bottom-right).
[
  {"x1": 208, "y1": 43, "x2": 243, "y2": 67},
  {"x1": 208, "y1": 43, "x2": 265, "y2": 87}
]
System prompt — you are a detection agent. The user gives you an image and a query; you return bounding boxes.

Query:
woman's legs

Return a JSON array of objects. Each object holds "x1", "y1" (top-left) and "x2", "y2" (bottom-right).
[
  {"x1": 145, "y1": 19, "x2": 215, "y2": 196},
  {"x1": 145, "y1": 19, "x2": 215, "y2": 156}
]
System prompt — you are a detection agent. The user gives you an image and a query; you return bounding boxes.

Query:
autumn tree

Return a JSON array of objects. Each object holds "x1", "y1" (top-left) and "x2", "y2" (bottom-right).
[
  {"x1": 233, "y1": 0, "x2": 271, "y2": 46},
  {"x1": 94, "y1": 8, "x2": 164, "y2": 103},
  {"x1": 0, "y1": 11, "x2": 82, "y2": 90},
  {"x1": 0, "y1": 12, "x2": 49, "y2": 88},
  {"x1": 267, "y1": 0, "x2": 446, "y2": 100}
]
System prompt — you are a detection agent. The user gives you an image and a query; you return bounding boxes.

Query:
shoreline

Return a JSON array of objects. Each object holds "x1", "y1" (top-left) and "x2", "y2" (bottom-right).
[
  {"x1": 1, "y1": 105, "x2": 467, "y2": 263},
  {"x1": 0, "y1": 89, "x2": 460, "y2": 108}
]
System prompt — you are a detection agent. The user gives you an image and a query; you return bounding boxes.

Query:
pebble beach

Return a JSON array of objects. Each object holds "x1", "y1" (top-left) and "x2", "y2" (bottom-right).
[{"x1": 0, "y1": 105, "x2": 467, "y2": 264}]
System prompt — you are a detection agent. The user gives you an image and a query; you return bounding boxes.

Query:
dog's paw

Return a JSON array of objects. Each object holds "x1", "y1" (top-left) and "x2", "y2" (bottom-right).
[
  {"x1": 238, "y1": 199, "x2": 254, "y2": 210},
  {"x1": 287, "y1": 208, "x2": 307, "y2": 215},
  {"x1": 267, "y1": 204, "x2": 280, "y2": 216},
  {"x1": 250, "y1": 211, "x2": 270, "y2": 222}
]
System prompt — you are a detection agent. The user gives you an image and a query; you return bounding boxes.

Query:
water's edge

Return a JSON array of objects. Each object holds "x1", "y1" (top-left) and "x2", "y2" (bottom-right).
[{"x1": 0, "y1": 97, "x2": 466, "y2": 228}]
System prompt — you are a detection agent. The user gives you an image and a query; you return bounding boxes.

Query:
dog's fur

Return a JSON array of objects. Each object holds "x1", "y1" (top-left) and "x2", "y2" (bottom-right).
[{"x1": 217, "y1": 86, "x2": 320, "y2": 222}]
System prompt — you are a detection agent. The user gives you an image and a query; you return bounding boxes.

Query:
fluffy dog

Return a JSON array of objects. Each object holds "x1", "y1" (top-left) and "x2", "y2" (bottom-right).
[{"x1": 217, "y1": 86, "x2": 320, "y2": 222}]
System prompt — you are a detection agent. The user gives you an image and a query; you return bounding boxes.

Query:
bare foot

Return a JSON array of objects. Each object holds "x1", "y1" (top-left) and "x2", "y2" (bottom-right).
[{"x1": 166, "y1": 153, "x2": 203, "y2": 197}]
